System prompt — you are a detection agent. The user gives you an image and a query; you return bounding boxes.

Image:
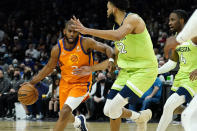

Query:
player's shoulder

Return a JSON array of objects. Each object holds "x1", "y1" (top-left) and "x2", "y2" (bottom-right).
[
  {"x1": 126, "y1": 13, "x2": 141, "y2": 21},
  {"x1": 81, "y1": 36, "x2": 95, "y2": 44},
  {"x1": 177, "y1": 40, "x2": 191, "y2": 47}
]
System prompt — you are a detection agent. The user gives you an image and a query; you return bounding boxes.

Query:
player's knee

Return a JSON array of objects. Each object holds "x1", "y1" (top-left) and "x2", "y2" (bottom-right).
[
  {"x1": 163, "y1": 101, "x2": 176, "y2": 114},
  {"x1": 59, "y1": 104, "x2": 72, "y2": 120},
  {"x1": 108, "y1": 94, "x2": 126, "y2": 119},
  {"x1": 103, "y1": 106, "x2": 109, "y2": 117},
  {"x1": 103, "y1": 100, "x2": 112, "y2": 117},
  {"x1": 109, "y1": 106, "x2": 122, "y2": 119}
]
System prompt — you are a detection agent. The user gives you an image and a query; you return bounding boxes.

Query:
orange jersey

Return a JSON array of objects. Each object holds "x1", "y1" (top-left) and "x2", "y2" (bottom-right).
[{"x1": 57, "y1": 35, "x2": 93, "y2": 84}]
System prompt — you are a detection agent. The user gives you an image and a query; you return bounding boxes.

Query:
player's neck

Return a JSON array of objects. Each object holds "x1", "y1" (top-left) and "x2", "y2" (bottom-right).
[
  {"x1": 177, "y1": 24, "x2": 185, "y2": 34},
  {"x1": 115, "y1": 10, "x2": 126, "y2": 26},
  {"x1": 64, "y1": 38, "x2": 76, "y2": 50}
]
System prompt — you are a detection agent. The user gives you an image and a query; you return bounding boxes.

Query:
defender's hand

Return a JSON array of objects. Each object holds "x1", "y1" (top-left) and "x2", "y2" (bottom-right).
[
  {"x1": 190, "y1": 69, "x2": 197, "y2": 81},
  {"x1": 71, "y1": 16, "x2": 88, "y2": 34}
]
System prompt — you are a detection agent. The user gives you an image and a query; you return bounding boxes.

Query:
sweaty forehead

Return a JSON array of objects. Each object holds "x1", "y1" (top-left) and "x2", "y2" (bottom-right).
[{"x1": 66, "y1": 24, "x2": 74, "y2": 30}]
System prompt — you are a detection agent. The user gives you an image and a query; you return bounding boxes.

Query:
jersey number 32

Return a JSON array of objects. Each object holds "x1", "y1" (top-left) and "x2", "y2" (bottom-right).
[{"x1": 117, "y1": 43, "x2": 127, "y2": 54}]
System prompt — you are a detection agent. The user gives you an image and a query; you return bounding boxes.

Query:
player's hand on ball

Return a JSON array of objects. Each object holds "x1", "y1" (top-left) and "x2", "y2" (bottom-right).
[
  {"x1": 20, "y1": 82, "x2": 31, "y2": 87},
  {"x1": 164, "y1": 36, "x2": 180, "y2": 59},
  {"x1": 18, "y1": 83, "x2": 38, "y2": 105}
]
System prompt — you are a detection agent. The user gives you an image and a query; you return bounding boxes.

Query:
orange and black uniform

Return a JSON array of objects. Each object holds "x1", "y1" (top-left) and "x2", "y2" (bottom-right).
[{"x1": 57, "y1": 35, "x2": 93, "y2": 110}]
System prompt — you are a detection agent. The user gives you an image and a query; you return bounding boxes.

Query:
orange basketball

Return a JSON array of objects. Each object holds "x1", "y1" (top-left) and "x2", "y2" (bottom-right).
[{"x1": 18, "y1": 84, "x2": 39, "y2": 105}]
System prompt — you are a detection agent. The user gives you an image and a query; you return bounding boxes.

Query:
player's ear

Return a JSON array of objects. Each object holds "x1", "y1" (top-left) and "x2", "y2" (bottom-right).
[
  {"x1": 63, "y1": 28, "x2": 66, "y2": 35},
  {"x1": 113, "y1": 7, "x2": 117, "y2": 14},
  {"x1": 180, "y1": 18, "x2": 184, "y2": 25}
]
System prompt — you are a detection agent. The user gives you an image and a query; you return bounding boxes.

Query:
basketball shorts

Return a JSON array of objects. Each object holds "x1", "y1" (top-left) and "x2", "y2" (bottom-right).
[
  {"x1": 172, "y1": 73, "x2": 197, "y2": 97},
  {"x1": 111, "y1": 67, "x2": 158, "y2": 98},
  {"x1": 59, "y1": 79, "x2": 91, "y2": 110}
]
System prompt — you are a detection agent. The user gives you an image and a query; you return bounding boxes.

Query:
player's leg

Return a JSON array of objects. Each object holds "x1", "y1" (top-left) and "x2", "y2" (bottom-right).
[
  {"x1": 124, "y1": 68, "x2": 157, "y2": 131},
  {"x1": 108, "y1": 68, "x2": 157, "y2": 131},
  {"x1": 104, "y1": 89, "x2": 121, "y2": 131},
  {"x1": 103, "y1": 69, "x2": 129, "y2": 131},
  {"x1": 54, "y1": 82, "x2": 89, "y2": 131},
  {"x1": 54, "y1": 81, "x2": 71, "y2": 131},
  {"x1": 173, "y1": 105, "x2": 185, "y2": 114},
  {"x1": 182, "y1": 95, "x2": 197, "y2": 131},
  {"x1": 157, "y1": 87, "x2": 192, "y2": 131},
  {"x1": 113, "y1": 85, "x2": 152, "y2": 131},
  {"x1": 54, "y1": 96, "x2": 87, "y2": 131}
]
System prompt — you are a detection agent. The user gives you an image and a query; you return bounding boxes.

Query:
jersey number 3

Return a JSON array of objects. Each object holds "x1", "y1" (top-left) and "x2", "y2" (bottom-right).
[{"x1": 117, "y1": 43, "x2": 127, "y2": 54}]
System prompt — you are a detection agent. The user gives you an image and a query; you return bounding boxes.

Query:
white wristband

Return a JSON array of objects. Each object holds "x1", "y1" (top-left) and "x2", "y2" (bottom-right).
[{"x1": 109, "y1": 58, "x2": 114, "y2": 63}]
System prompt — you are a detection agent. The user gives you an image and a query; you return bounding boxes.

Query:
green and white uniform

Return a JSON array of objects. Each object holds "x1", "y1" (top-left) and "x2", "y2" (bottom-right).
[
  {"x1": 112, "y1": 25, "x2": 158, "y2": 97},
  {"x1": 172, "y1": 40, "x2": 197, "y2": 97}
]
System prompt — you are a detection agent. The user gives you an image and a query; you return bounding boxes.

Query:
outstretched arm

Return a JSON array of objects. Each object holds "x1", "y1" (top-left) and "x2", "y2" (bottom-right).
[
  {"x1": 29, "y1": 44, "x2": 59, "y2": 85},
  {"x1": 84, "y1": 37, "x2": 115, "y2": 59},
  {"x1": 158, "y1": 50, "x2": 178, "y2": 74},
  {"x1": 71, "y1": 15, "x2": 140, "y2": 41},
  {"x1": 73, "y1": 47, "x2": 119, "y2": 76}
]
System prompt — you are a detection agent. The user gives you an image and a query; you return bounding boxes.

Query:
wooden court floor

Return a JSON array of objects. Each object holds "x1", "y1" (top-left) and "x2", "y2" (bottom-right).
[{"x1": 0, "y1": 120, "x2": 184, "y2": 131}]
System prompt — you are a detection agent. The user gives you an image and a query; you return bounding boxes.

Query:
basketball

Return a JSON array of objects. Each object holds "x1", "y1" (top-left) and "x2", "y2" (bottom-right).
[{"x1": 18, "y1": 84, "x2": 39, "y2": 105}]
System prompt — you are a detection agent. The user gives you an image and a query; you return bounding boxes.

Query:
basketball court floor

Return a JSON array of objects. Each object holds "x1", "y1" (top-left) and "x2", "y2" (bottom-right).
[{"x1": 0, "y1": 120, "x2": 184, "y2": 131}]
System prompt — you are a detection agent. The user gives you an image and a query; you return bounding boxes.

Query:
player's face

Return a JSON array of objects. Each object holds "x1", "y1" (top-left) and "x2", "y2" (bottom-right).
[
  {"x1": 107, "y1": 1, "x2": 116, "y2": 25},
  {"x1": 169, "y1": 13, "x2": 181, "y2": 32},
  {"x1": 107, "y1": 1, "x2": 114, "y2": 18},
  {"x1": 64, "y1": 25, "x2": 79, "y2": 44}
]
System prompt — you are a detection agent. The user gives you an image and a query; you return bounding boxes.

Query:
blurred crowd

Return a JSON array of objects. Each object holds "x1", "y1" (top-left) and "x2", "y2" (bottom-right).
[{"x1": 0, "y1": 0, "x2": 196, "y2": 121}]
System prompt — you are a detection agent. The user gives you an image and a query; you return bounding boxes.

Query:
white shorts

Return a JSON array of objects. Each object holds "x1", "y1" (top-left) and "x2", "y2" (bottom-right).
[{"x1": 65, "y1": 96, "x2": 85, "y2": 111}]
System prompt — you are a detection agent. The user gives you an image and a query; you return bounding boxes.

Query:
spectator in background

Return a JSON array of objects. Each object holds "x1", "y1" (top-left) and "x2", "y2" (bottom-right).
[
  {"x1": 91, "y1": 72, "x2": 112, "y2": 120},
  {"x1": 48, "y1": 78, "x2": 60, "y2": 118},
  {"x1": 27, "y1": 81, "x2": 49, "y2": 120},
  {"x1": 12, "y1": 36, "x2": 24, "y2": 61},
  {"x1": 129, "y1": 77, "x2": 163, "y2": 111},
  {"x1": 3, "y1": 68, "x2": 23, "y2": 118},
  {"x1": 0, "y1": 69, "x2": 12, "y2": 118},
  {"x1": 25, "y1": 43, "x2": 40, "y2": 60},
  {"x1": 154, "y1": 48, "x2": 161, "y2": 60}
]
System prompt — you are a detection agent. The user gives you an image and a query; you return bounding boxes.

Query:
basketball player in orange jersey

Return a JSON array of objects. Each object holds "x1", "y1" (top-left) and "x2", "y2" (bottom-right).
[{"x1": 21, "y1": 20, "x2": 115, "y2": 131}]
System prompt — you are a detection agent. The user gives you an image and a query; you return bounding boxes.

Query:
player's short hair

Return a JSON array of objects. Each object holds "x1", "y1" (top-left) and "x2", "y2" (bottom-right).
[
  {"x1": 172, "y1": 9, "x2": 188, "y2": 23},
  {"x1": 64, "y1": 20, "x2": 74, "y2": 29},
  {"x1": 108, "y1": 0, "x2": 130, "y2": 11}
]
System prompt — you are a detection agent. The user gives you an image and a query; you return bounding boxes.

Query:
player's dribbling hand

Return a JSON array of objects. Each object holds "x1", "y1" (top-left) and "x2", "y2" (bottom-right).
[
  {"x1": 164, "y1": 36, "x2": 180, "y2": 59},
  {"x1": 189, "y1": 69, "x2": 197, "y2": 81},
  {"x1": 20, "y1": 82, "x2": 30, "y2": 87},
  {"x1": 71, "y1": 16, "x2": 88, "y2": 34},
  {"x1": 73, "y1": 66, "x2": 92, "y2": 77},
  {"x1": 20, "y1": 82, "x2": 34, "y2": 88}
]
